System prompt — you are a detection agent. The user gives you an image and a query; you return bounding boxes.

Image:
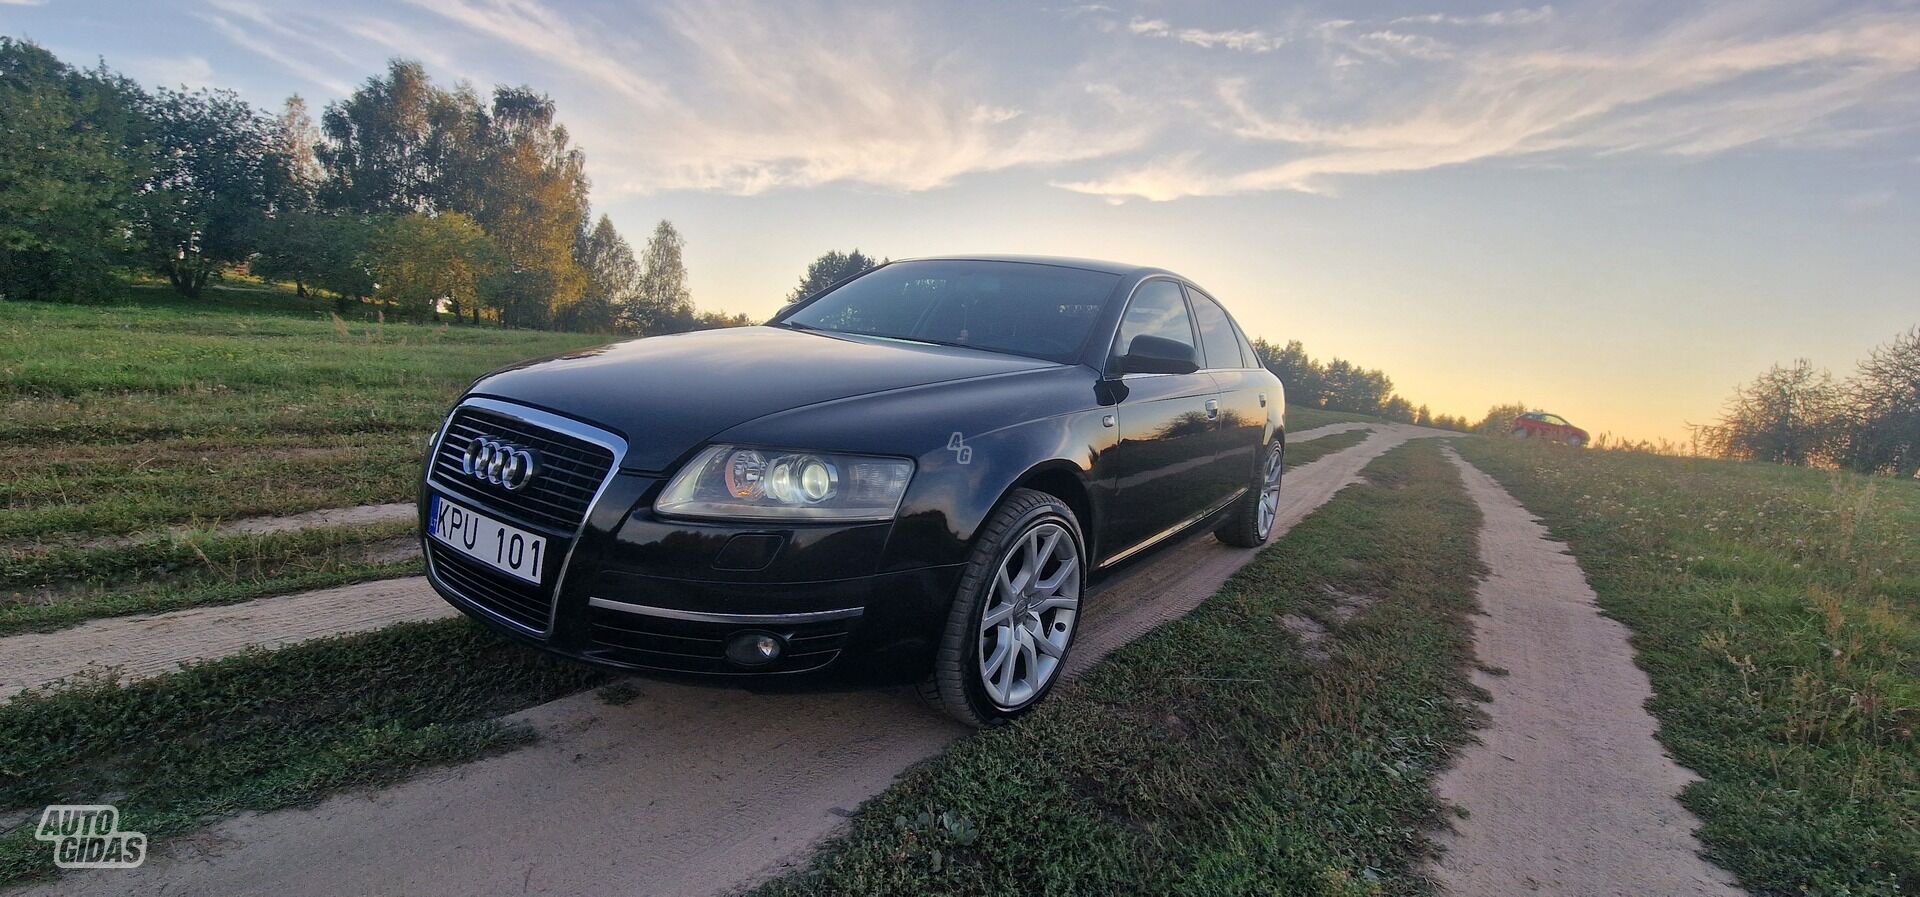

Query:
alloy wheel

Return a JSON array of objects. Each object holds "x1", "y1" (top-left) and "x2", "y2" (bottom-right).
[
  {"x1": 977, "y1": 521, "x2": 1080, "y2": 709},
  {"x1": 1256, "y1": 444, "x2": 1283, "y2": 540}
]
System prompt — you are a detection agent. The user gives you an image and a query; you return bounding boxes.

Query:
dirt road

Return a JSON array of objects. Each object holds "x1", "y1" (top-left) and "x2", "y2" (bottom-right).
[
  {"x1": 32, "y1": 425, "x2": 1454, "y2": 897},
  {"x1": 1432, "y1": 449, "x2": 1741, "y2": 896}
]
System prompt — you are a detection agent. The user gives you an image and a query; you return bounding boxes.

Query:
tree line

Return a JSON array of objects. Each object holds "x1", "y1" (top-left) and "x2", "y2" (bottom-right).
[
  {"x1": 1248, "y1": 338, "x2": 1471, "y2": 430},
  {"x1": 0, "y1": 39, "x2": 746, "y2": 333},
  {"x1": 1697, "y1": 327, "x2": 1919, "y2": 477}
]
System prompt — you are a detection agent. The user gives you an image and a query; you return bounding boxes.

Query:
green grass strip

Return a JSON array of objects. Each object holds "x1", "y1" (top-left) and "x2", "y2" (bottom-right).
[
  {"x1": 1456, "y1": 440, "x2": 1917, "y2": 896},
  {"x1": 757, "y1": 439, "x2": 1485, "y2": 897},
  {"x1": 0, "y1": 618, "x2": 605, "y2": 887},
  {"x1": 1286, "y1": 428, "x2": 1371, "y2": 469}
]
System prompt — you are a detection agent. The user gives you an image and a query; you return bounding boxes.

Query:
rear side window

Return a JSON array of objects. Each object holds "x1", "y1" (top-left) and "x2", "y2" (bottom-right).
[
  {"x1": 1230, "y1": 318, "x2": 1261, "y2": 369},
  {"x1": 1187, "y1": 290, "x2": 1244, "y2": 370},
  {"x1": 1112, "y1": 280, "x2": 1195, "y2": 364}
]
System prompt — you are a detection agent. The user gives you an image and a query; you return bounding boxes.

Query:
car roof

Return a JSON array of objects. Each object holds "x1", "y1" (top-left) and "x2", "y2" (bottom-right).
[{"x1": 890, "y1": 254, "x2": 1170, "y2": 278}]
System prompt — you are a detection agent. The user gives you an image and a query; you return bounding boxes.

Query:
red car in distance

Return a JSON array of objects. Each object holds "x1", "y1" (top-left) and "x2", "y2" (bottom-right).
[{"x1": 1512, "y1": 411, "x2": 1589, "y2": 447}]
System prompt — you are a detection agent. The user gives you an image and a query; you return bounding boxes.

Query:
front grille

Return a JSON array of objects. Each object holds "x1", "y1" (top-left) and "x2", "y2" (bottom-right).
[
  {"x1": 426, "y1": 400, "x2": 624, "y2": 636},
  {"x1": 432, "y1": 406, "x2": 617, "y2": 533},
  {"x1": 429, "y1": 542, "x2": 551, "y2": 631},
  {"x1": 586, "y1": 609, "x2": 850, "y2": 674}
]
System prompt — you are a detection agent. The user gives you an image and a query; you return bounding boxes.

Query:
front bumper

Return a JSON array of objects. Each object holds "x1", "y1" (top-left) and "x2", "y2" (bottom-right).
[{"x1": 422, "y1": 469, "x2": 964, "y2": 678}]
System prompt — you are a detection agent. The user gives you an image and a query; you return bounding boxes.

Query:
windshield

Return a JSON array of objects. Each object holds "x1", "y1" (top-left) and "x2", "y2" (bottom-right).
[{"x1": 778, "y1": 260, "x2": 1120, "y2": 363}]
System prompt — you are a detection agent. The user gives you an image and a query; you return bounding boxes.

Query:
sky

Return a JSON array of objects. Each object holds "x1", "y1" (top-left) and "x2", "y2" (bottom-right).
[{"x1": 5, "y1": 0, "x2": 1918, "y2": 443}]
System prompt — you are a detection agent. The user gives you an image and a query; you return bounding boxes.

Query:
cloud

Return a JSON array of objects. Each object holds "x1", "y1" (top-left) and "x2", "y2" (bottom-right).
[
  {"x1": 199, "y1": 0, "x2": 358, "y2": 94},
  {"x1": 1391, "y1": 6, "x2": 1555, "y2": 27},
  {"x1": 0, "y1": 0, "x2": 49, "y2": 6},
  {"x1": 394, "y1": 0, "x2": 1148, "y2": 195},
  {"x1": 1842, "y1": 188, "x2": 1895, "y2": 210},
  {"x1": 1128, "y1": 16, "x2": 1282, "y2": 52},
  {"x1": 1060, "y1": 6, "x2": 1920, "y2": 201},
  {"x1": 124, "y1": 54, "x2": 215, "y2": 89}
]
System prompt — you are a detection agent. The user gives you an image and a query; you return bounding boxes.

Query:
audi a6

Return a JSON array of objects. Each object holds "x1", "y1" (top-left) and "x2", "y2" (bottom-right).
[{"x1": 420, "y1": 256, "x2": 1286, "y2": 724}]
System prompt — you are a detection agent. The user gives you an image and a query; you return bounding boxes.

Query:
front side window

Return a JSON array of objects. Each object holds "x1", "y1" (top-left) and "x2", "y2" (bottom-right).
[
  {"x1": 778, "y1": 260, "x2": 1119, "y2": 363},
  {"x1": 1111, "y1": 280, "x2": 1195, "y2": 368},
  {"x1": 1188, "y1": 290, "x2": 1244, "y2": 370}
]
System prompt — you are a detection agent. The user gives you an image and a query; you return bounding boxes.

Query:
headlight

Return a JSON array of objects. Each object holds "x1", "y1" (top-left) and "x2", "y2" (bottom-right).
[{"x1": 655, "y1": 445, "x2": 914, "y2": 521}]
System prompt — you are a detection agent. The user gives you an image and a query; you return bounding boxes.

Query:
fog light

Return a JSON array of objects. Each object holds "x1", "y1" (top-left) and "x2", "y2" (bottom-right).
[{"x1": 725, "y1": 631, "x2": 784, "y2": 666}]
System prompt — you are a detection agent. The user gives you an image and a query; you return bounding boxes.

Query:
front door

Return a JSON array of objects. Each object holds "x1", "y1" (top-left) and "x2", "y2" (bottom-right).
[{"x1": 1094, "y1": 279, "x2": 1221, "y2": 565}]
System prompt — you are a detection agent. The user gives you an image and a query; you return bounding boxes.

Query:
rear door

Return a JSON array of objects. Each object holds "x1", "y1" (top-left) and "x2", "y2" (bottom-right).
[
  {"x1": 1187, "y1": 287, "x2": 1266, "y2": 502},
  {"x1": 1093, "y1": 279, "x2": 1222, "y2": 565}
]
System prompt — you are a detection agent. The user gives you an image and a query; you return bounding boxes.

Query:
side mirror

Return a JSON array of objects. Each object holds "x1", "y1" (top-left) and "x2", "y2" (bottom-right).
[{"x1": 1119, "y1": 335, "x2": 1200, "y2": 375}]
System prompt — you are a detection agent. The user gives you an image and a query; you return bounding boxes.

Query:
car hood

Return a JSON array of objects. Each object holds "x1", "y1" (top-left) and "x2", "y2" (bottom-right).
[{"x1": 468, "y1": 325, "x2": 1059, "y2": 472}]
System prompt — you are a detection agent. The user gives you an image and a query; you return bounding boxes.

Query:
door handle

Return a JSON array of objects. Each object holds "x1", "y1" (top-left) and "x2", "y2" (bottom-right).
[
  {"x1": 1205, "y1": 399, "x2": 1219, "y2": 420},
  {"x1": 1258, "y1": 392, "x2": 1267, "y2": 407}
]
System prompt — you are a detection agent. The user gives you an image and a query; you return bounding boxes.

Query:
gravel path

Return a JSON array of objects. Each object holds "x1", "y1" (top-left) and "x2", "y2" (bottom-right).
[
  {"x1": 31, "y1": 425, "x2": 1457, "y2": 897},
  {"x1": 1433, "y1": 448, "x2": 1742, "y2": 897}
]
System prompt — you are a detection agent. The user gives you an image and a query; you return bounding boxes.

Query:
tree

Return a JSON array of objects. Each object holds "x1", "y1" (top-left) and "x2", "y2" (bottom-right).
[
  {"x1": 560, "y1": 213, "x2": 636, "y2": 332},
  {"x1": 266, "y1": 95, "x2": 323, "y2": 215},
  {"x1": 317, "y1": 61, "x2": 443, "y2": 214},
  {"x1": 1415, "y1": 404, "x2": 1433, "y2": 427},
  {"x1": 366, "y1": 212, "x2": 498, "y2": 322},
  {"x1": 624, "y1": 220, "x2": 694, "y2": 334},
  {"x1": 1840, "y1": 326, "x2": 1920, "y2": 477},
  {"x1": 468, "y1": 87, "x2": 588, "y2": 328},
  {"x1": 249, "y1": 211, "x2": 376, "y2": 309},
  {"x1": 0, "y1": 39, "x2": 147, "y2": 302},
  {"x1": 1381, "y1": 395, "x2": 1415, "y2": 423},
  {"x1": 1321, "y1": 358, "x2": 1392, "y2": 413},
  {"x1": 135, "y1": 86, "x2": 279, "y2": 296},
  {"x1": 1475, "y1": 402, "x2": 1532, "y2": 435},
  {"x1": 786, "y1": 249, "x2": 883, "y2": 304},
  {"x1": 693, "y1": 309, "x2": 755, "y2": 330},
  {"x1": 1700, "y1": 359, "x2": 1844, "y2": 466},
  {"x1": 1250, "y1": 338, "x2": 1326, "y2": 408}
]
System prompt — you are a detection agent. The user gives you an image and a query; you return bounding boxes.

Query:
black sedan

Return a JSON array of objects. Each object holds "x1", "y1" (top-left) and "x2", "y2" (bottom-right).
[{"x1": 420, "y1": 256, "x2": 1286, "y2": 725}]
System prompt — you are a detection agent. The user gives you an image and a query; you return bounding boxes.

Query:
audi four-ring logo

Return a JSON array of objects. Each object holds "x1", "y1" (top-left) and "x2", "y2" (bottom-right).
[{"x1": 461, "y1": 436, "x2": 538, "y2": 491}]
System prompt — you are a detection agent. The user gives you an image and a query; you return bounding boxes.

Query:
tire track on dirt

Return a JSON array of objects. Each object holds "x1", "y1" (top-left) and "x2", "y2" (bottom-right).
[
  {"x1": 30, "y1": 425, "x2": 1456, "y2": 897},
  {"x1": 1432, "y1": 448, "x2": 1741, "y2": 897}
]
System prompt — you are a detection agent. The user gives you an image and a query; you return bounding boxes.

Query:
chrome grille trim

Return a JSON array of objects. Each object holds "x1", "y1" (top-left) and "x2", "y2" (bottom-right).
[{"x1": 425, "y1": 397, "x2": 629, "y2": 637}]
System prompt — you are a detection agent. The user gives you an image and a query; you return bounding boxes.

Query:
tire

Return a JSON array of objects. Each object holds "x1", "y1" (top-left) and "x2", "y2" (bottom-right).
[
  {"x1": 1567, "y1": 435, "x2": 1587, "y2": 448},
  {"x1": 1216, "y1": 440, "x2": 1283, "y2": 548},
  {"x1": 921, "y1": 488, "x2": 1085, "y2": 727}
]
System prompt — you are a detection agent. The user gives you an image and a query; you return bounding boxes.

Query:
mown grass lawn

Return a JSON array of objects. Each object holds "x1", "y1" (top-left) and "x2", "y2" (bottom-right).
[
  {"x1": 1457, "y1": 440, "x2": 1918, "y2": 896},
  {"x1": 0, "y1": 285, "x2": 608, "y2": 544},
  {"x1": 758, "y1": 439, "x2": 1484, "y2": 897}
]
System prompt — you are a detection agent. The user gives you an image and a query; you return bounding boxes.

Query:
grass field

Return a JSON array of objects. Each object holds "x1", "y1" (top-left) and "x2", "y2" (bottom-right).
[
  {"x1": 1457, "y1": 440, "x2": 1918, "y2": 896},
  {"x1": 0, "y1": 286, "x2": 607, "y2": 630},
  {"x1": 758, "y1": 440, "x2": 1484, "y2": 897},
  {"x1": 0, "y1": 286, "x2": 606, "y2": 545}
]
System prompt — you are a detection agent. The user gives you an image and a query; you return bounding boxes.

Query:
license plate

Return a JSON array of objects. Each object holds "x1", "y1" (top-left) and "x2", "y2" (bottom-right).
[{"x1": 428, "y1": 495, "x2": 547, "y2": 584}]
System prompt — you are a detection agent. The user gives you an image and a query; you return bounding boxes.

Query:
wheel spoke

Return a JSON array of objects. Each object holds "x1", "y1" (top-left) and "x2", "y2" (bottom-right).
[
  {"x1": 1034, "y1": 556, "x2": 1078, "y2": 594},
  {"x1": 1016, "y1": 627, "x2": 1040, "y2": 677},
  {"x1": 1035, "y1": 595, "x2": 1078, "y2": 613},
  {"x1": 1030, "y1": 624, "x2": 1065, "y2": 658},
  {"x1": 983, "y1": 633, "x2": 1011, "y2": 678},
  {"x1": 981, "y1": 601, "x2": 1016, "y2": 630}
]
